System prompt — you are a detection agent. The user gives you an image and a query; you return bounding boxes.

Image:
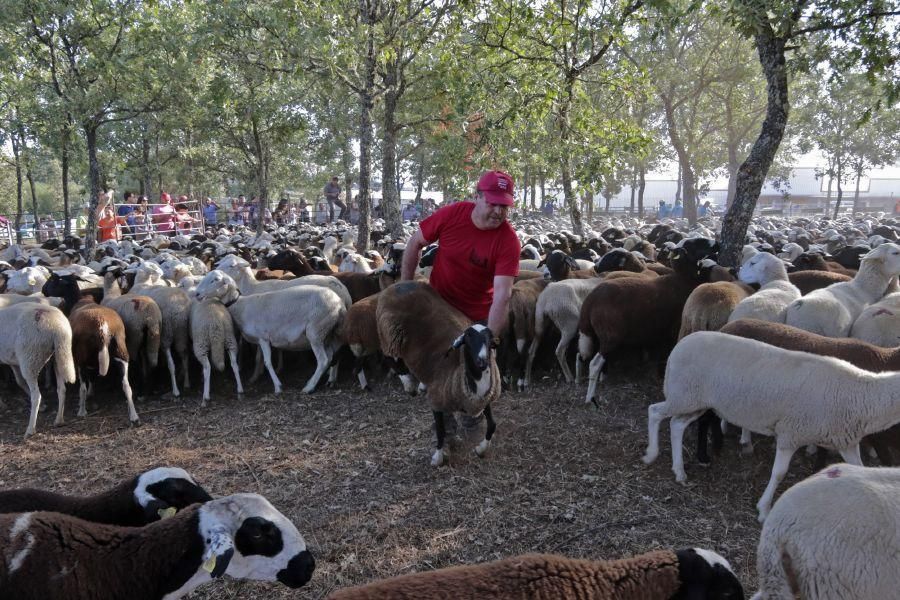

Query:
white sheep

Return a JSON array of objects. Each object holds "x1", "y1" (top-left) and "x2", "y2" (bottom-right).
[
  {"x1": 728, "y1": 252, "x2": 801, "y2": 324},
  {"x1": 216, "y1": 254, "x2": 351, "y2": 308},
  {"x1": 0, "y1": 493, "x2": 314, "y2": 600},
  {"x1": 850, "y1": 291, "x2": 900, "y2": 347},
  {"x1": 525, "y1": 278, "x2": 605, "y2": 385},
  {"x1": 190, "y1": 298, "x2": 244, "y2": 405},
  {"x1": 0, "y1": 303, "x2": 76, "y2": 437},
  {"x1": 784, "y1": 242, "x2": 900, "y2": 336},
  {"x1": 644, "y1": 331, "x2": 900, "y2": 521},
  {"x1": 195, "y1": 270, "x2": 345, "y2": 394},
  {"x1": 339, "y1": 251, "x2": 374, "y2": 274},
  {"x1": 5, "y1": 266, "x2": 51, "y2": 295},
  {"x1": 753, "y1": 463, "x2": 900, "y2": 600}
]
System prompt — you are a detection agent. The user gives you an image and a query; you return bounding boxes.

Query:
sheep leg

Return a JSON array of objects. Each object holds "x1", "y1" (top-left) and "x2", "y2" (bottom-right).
[
  {"x1": 389, "y1": 358, "x2": 416, "y2": 395},
  {"x1": 249, "y1": 347, "x2": 265, "y2": 384},
  {"x1": 584, "y1": 353, "x2": 605, "y2": 406},
  {"x1": 838, "y1": 445, "x2": 862, "y2": 466},
  {"x1": 643, "y1": 402, "x2": 667, "y2": 464},
  {"x1": 11, "y1": 364, "x2": 28, "y2": 395},
  {"x1": 301, "y1": 341, "x2": 331, "y2": 394},
  {"x1": 671, "y1": 413, "x2": 703, "y2": 483},
  {"x1": 77, "y1": 369, "x2": 88, "y2": 418},
  {"x1": 353, "y1": 355, "x2": 369, "y2": 391},
  {"x1": 431, "y1": 410, "x2": 447, "y2": 466},
  {"x1": 740, "y1": 428, "x2": 754, "y2": 454},
  {"x1": 757, "y1": 446, "x2": 797, "y2": 522},
  {"x1": 164, "y1": 349, "x2": 181, "y2": 398},
  {"x1": 515, "y1": 338, "x2": 527, "y2": 391},
  {"x1": 115, "y1": 358, "x2": 140, "y2": 426},
  {"x1": 574, "y1": 354, "x2": 583, "y2": 384},
  {"x1": 53, "y1": 363, "x2": 67, "y2": 427},
  {"x1": 474, "y1": 405, "x2": 496, "y2": 458},
  {"x1": 228, "y1": 349, "x2": 244, "y2": 398},
  {"x1": 199, "y1": 355, "x2": 212, "y2": 407},
  {"x1": 276, "y1": 349, "x2": 284, "y2": 373},
  {"x1": 259, "y1": 341, "x2": 282, "y2": 395},
  {"x1": 524, "y1": 338, "x2": 539, "y2": 387},
  {"x1": 555, "y1": 333, "x2": 574, "y2": 383},
  {"x1": 180, "y1": 350, "x2": 190, "y2": 390},
  {"x1": 23, "y1": 373, "x2": 42, "y2": 439}
]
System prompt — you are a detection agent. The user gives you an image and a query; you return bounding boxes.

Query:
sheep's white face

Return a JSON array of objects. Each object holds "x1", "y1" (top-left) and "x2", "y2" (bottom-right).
[
  {"x1": 864, "y1": 242, "x2": 900, "y2": 275},
  {"x1": 216, "y1": 255, "x2": 251, "y2": 280},
  {"x1": 739, "y1": 252, "x2": 780, "y2": 285},
  {"x1": 6, "y1": 267, "x2": 49, "y2": 295},
  {"x1": 195, "y1": 270, "x2": 238, "y2": 302},
  {"x1": 198, "y1": 494, "x2": 313, "y2": 587},
  {"x1": 338, "y1": 252, "x2": 359, "y2": 272}
]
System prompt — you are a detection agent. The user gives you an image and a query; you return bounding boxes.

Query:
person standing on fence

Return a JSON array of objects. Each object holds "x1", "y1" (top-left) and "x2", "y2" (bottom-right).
[
  {"x1": 132, "y1": 198, "x2": 151, "y2": 240},
  {"x1": 323, "y1": 176, "x2": 346, "y2": 222},
  {"x1": 96, "y1": 192, "x2": 127, "y2": 242},
  {"x1": 175, "y1": 201, "x2": 198, "y2": 233},
  {"x1": 117, "y1": 191, "x2": 135, "y2": 237},
  {"x1": 203, "y1": 197, "x2": 219, "y2": 228},
  {"x1": 153, "y1": 192, "x2": 176, "y2": 235}
]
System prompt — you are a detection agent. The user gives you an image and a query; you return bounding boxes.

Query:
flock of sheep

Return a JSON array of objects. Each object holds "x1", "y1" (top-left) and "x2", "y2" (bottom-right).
[{"x1": 2, "y1": 208, "x2": 900, "y2": 598}]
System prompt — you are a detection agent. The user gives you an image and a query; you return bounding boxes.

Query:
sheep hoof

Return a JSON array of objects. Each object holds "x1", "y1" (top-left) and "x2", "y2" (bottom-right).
[
  {"x1": 756, "y1": 508, "x2": 769, "y2": 523},
  {"x1": 77, "y1": 409, "x2": 87, "y2": 418},
  {"x1": 474, "y1": 439, "x2": 491, "y2": 458},
  {"x1": 23, "y1": 429, "x2": 35, "y2": 440},
  {"x1": 697, "y1": 458, "x2": 711, "y2": 468},
  {"x1": 740, "y1": 444, "x2": 755, "y2": 456},
  {"x1": 236, "y1": 393, "x2": 244, "y2": 401},
  {"x1": 675, "y1": 472, "x2": 688, "y2": 484},
  {"x1": 430, "y1": 449, "x2": 446, "y2": 467},
  {"x1": 200, "y1": 399, "x2": 209, "y2": 408},
  {"x1": 642, "y1": 452, "x2": 656, "y2": 465},
  {"x1": 300, "y1": 385, "x2": 314, "y2": 394},
  {"x1": 53, "y1": 418, "x2": 65, "y2": 428},
  {"x1": 130, "y1": 419, "x2": 142, "y2": 429}
]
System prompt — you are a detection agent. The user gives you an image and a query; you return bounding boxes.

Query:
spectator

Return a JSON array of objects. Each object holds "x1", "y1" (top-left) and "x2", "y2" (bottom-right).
[
  {"x1": 153, "y1": 192, "x2": 176, "y2": 235},
  {"x1": 323, "y1": 176, "x2": 346, "y2": 221},
  {"x1": 672, "y1": 199, "x2": 683, "y2": 218},
  {"x1": 203, "y1": 197, "x2": 219, "y2": 227},
  {"x1": 117, "y1": 191, "x2": 135, "y2": 237},
  {"x1": 657, "y1": 201, "x2": 670, "y2": 219},
  {"x1": 76, "y1": 204, "x2": 90, "y2": 236},
  {"x1": 132, "y1": 205, "x2": 151, "y2": 240},
  {"x1": 174, "y1": 202, "x2": 198, "y2": 233},
  {"x1": 699, "y1": 200, "x2": 712, "y2": 217},
  {"x1": 273, "y1": 198, "x2": 289, "y2": 226},
  {"x1": 97, "y1": 204, "x2": 126, "y2": 242},
  {"x1": 315, "y1": 202, "x2": 328, "y2": 224}
]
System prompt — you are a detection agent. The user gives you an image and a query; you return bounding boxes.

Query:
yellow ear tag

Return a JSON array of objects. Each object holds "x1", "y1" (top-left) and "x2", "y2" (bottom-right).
[
  {"x1": 157, "y1": 507, "x2": 177, "y2": 520},
  {"x1": 202, "y1": 555, "x2": 216, "y2": 573}
]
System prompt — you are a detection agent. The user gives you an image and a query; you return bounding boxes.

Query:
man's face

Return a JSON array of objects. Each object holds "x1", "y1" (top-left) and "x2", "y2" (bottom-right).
[{"x1": 473, "y1": 193, "x2": 509, "y2": 229}]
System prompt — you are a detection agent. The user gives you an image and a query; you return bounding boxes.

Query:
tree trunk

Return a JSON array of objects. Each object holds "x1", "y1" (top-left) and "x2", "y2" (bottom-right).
[
  {"x1": 662, "y1": 95, "x2": 697, "y2": 224},
  {"x1": 832, "y1": 158, "x2": 844, "y2": 219},
  {"x1": 852, "y1": 165, "x2": 863, "y2": 213},
  {"x1": 61, "y1": 122, "x2": 71, "y2": 236},
  {"x1": 638, "y1": 166, "x2": 646, "y2": 218},
  {"x1": 522, "y1": 164, "x2": 530, "y2": 210},
  {"x1": 341, "y1": 136, "x2": 354, "y2": 220},
  {"x1": 251, "y1": 115, "x2": 269, "y2": 236},
  {"x1": 540, "y1": 171, "x2": 546, "y2": 205},
  {"x1": 825, "y1": 175, "x2": 833, "y2": 214},
  {"x1": 11, "y1": 129, "x2": 23, "y2": 244},
  {"x1": 719, "y1": 30, "x2": 789, "y2": 267},
  {"x1": 84, "y1": 121, "x2": 103, "y2": 254},
  {"x1": 530, "y1": 174, "x2": 537, "y2": 211},
  {"x1": 558, "y1": 79, "x2": 583, "y2": 235},
  {"x1": 629, "y1": 172, "x2": 636, "y2": 215},
  {"x1": 675, "y1": 161, "x2": 682, "y2": 204},
  {"x1": 414, "y1": 145, "x2": 424, "y2": 206},
  {"x1": 726, "y1": 144, "x2": 739, "y2": 210},
  {"x1": 186, "y1": 127, "x2": 194, "y2": 200},
  {"x1": 356, "y1": 18, "x2": 376, "y2": 252},
  {"x1": 380, "y1": 70, "x2": 402, "y2": 237},
  {"x1": 141, "y1": 129, "x2": 152, "y2": 198}
]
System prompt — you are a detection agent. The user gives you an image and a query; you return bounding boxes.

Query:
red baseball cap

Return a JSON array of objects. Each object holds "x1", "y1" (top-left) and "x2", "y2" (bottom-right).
[{"x1": 476, "y1": 170, "x2": 515, "y2": 206}]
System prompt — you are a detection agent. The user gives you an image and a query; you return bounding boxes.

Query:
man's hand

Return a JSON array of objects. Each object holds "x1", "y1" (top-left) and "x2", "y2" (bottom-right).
[
  {"x1": 401, "y1": 228, "x2": 428, "y2": 281},
  {"x1": 486, "y1": 275, "x2": 514, "y2": 335}
]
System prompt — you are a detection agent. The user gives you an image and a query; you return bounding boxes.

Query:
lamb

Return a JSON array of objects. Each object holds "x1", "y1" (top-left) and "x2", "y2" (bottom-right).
[
  {"x1": 377, "y1": 281, "x2": 501, "y2": 466},
  {"x1": 190, "y1": 298, "x2": 244, "y2": 405},
  {"x1": 0, "y1": 467, "x2": 212, "y2": 526},
  {"x1": 67, "y1": 297, "x2": 140, "y2": 428},
  {"x1": 850, "y1": 292, "x2": 900, "y2": 347},
  {"x1": 0, "y1": 493, "x2": 315, "y2": 600},
  {"x1": 0, "y1": 303, "x2": 76, "y2": 438},
  {"x1": 195, "y1": 270, "x2": 346, "y2": 394},
  {"x1": 216, "y1": 254, "x2": 352, "y2": 308},
  {"x1": 524, "y1": 277, "x2": 605, "y2": 385},
  {"x1": 728, "y1": 252, "x2": 801, "y2": 324},
  {"x1": 644, "y1": 330, "x2": 900, "y2": 520},
  {"x1": 678, "y1": 282, "x2": 752, "y2": 339},
  {"x1": 786, "y1": 269, "x2": 852, "y2": 295},
  {"x1": 784, "y1": 242, "x2": 900, "y2": 337},
  {"x1": 336, "y1": 291, "x2": 410, "y2": 391},
  {"x1": 579, "y1": 242, "x2": 717, "y2": 406},
  {"x1": 127, "y1": 262, "x2": 193, "y2": 397},
  {"x1": 753, "y1": 463, "x2": 900, "y2": 600},
  {"x1": 340, "y1": 252, "x2": 374, "y2": 274},
  {"x1": 328, "y1": 547, "x2": 742, "y2": 600}
]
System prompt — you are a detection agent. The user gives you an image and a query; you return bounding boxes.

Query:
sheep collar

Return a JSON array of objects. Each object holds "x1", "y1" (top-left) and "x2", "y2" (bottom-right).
[{"x1": 222, "y1": 289, "x2": 242, "y2": 308}]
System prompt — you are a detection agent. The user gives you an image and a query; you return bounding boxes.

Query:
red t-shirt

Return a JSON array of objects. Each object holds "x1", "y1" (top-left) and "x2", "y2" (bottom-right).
[{"x1": 420, "y1": 202, "x2": 520, "y2": 321}]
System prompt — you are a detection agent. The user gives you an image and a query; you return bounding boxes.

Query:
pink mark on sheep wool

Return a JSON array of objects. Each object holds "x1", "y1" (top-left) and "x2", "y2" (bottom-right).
[
  {"x1": 873, "y1": 308, "x2": 894, "y2": 317},
  {"x1": 33, "y1": 309, "x2": 48, "y2": 322},
  {"x1": 825, "y1": 467, "x2": 841, "y2": 479}
]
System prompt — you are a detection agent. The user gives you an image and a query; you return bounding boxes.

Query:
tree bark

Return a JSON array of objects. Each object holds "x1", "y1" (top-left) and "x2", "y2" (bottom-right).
[
  {"x1": 343, "y1": 136, "x2": 354, "y2": 218},
  {"x1": 852, "y1": 165, "x2": 863, "y2": 213},
  {"x1": 662, "y1": 95, "x2": 697, "y2": 224},
  {"x1": 251, "y1": 115, "x2": 269, "y2": 236},
  {"x1": 11, "y1": 128, "x2": 23, "y2": 244},
  {"x1": 638, "y1": 166, "x2": 646, "y2": 218},
  {"x1": 540, "y1": 171, "x2": 546, "y2": 205},
  {"x1": 61, "y1": 121, "x2": 71, "y2": 236},
  {"x1": 522, "y1": 164, "x2": 530, "y2": 211},
  {"x1": 380, "y1": 64, "x2": 403, "y2": 238},
  {"x1": 629, "y1": 172, "x2": 636, "y2": 215},
  {"x1": 356, "y1": 17, "x2": 376, "y2": 252},
  {"x1": 141, "y1": 129, "x2": 152, "y2": 199},
  {"x1": 558, "y1": 79, "x2": 584, "y2": 235},
  {"x1": 530, "y1": 174, "x2": 537, "y2": 211},
  {"x1": 84, "y1": 121, "x2": 102, "y2": 254},
  {"x1": 719, "y1": 30, "x2": 789, "y2": 267},
  {"x1": 832, "y1": 158, "x2": 844, "y2": 219}
]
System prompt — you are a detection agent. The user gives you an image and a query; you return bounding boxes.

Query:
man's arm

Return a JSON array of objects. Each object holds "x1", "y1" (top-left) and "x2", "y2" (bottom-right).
[
  {"x1": 401, "y1": 228, "x2": 428, "y2": 281},
  {"x1": 486, "y1": 275, "x2": 514, "y2": 335}
]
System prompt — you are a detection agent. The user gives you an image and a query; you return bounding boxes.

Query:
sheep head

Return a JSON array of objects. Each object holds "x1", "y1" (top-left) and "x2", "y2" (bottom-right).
[
  {"x1": 862, "y1": 242, "x2": 900, "y2": 275},
  {"x1": 196, "y1": 270, "x2": 239, "y2": 304},
  {"x1": 134, "y1": 466, "x2": 213, "y2": 523},
  {"x1": 447, "y1": 324, "x2": 496, "y2": 397}
]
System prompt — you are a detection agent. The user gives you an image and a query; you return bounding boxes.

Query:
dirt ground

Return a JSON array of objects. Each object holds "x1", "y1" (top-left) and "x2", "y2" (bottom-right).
[{"x1": 0, "y1": 359, "x2": 824, "y2": 599}]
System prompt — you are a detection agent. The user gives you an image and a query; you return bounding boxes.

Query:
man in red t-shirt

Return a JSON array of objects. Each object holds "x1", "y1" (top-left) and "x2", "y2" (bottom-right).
[{"x1": 401, "y1": 170, "x2": 520, "y2": 340}]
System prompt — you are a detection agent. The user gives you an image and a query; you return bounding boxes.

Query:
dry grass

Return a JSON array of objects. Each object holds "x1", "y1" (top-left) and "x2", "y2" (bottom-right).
[{"x1": 0, "y1": 360, "x2": 824, "y2": 599}]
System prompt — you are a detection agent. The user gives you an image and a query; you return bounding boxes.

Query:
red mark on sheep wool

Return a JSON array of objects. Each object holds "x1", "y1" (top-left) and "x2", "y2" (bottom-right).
[
  {"x1": 33, "y1": 308, "x2": 48, "y2": 322},
  {"x1": 874, "y1": 308, "x2": 894, "y2": 317},
  {"x1": 131, "y1": 298, "x2": 142, "y2": 310},
  {"x1": 825, "y1": 467, "x2": 841, "y2": 479}
]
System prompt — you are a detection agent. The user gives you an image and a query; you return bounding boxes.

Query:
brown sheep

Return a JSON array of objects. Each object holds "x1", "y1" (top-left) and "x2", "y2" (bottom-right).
[
  {"x1": 717, "y1": 318, "x2": 900, "y2": 465},
  {"x1": 678, "y1": 282, "x2": 753, "y2": 340},
  {"x1": 327, "y1": 548, "x2": 743, "y2": 600},
  {"x1": 505, "y1": 277, "x2": 550, "y2": 390},
  {"x1": 787, "y1": 270, "x2": 852, "y2": 295}
]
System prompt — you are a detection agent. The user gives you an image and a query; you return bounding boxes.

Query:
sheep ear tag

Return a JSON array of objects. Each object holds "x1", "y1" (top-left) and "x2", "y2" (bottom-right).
[
  {"x1": 157, "y1": 507, "x2": 177, "y2": 520},
  {"x1": 203, "y1": 532, "x2": 234, "y2": 579}
]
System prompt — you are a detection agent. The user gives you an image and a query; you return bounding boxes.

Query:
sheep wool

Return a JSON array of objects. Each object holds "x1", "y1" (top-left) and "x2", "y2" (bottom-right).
[{"x1": 328, "y1": 548, "x2": 743, "y2": 600}]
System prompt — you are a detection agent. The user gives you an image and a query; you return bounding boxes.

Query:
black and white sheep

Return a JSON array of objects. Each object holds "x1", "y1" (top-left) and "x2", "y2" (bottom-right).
[
  {"x1": 0, "y1": 467, "x2": 211, "y2": 526},
  {"x1": 0, "y1": 493, "x2": 314, "y2": 600}
]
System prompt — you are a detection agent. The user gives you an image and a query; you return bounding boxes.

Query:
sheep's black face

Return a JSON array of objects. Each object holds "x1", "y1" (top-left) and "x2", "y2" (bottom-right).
[
  {"x1": 544, "y1": 250, "x2": 578, "y2": 280},
  {"x1": 419, "y1": 244, "x2": 439, "y2": 268},
  {"x1": 594, "y1": 249, "x2": 636, "y2": 274},
  {"x1": 674, "y1": 548, "x2": 744, "y2": 599},
  {"x1": 144, "y1": 477, "x2": 213, "y2": 519},
  {"x1": 450, "y1": 325, "x2": 494, "y2": 394}
]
